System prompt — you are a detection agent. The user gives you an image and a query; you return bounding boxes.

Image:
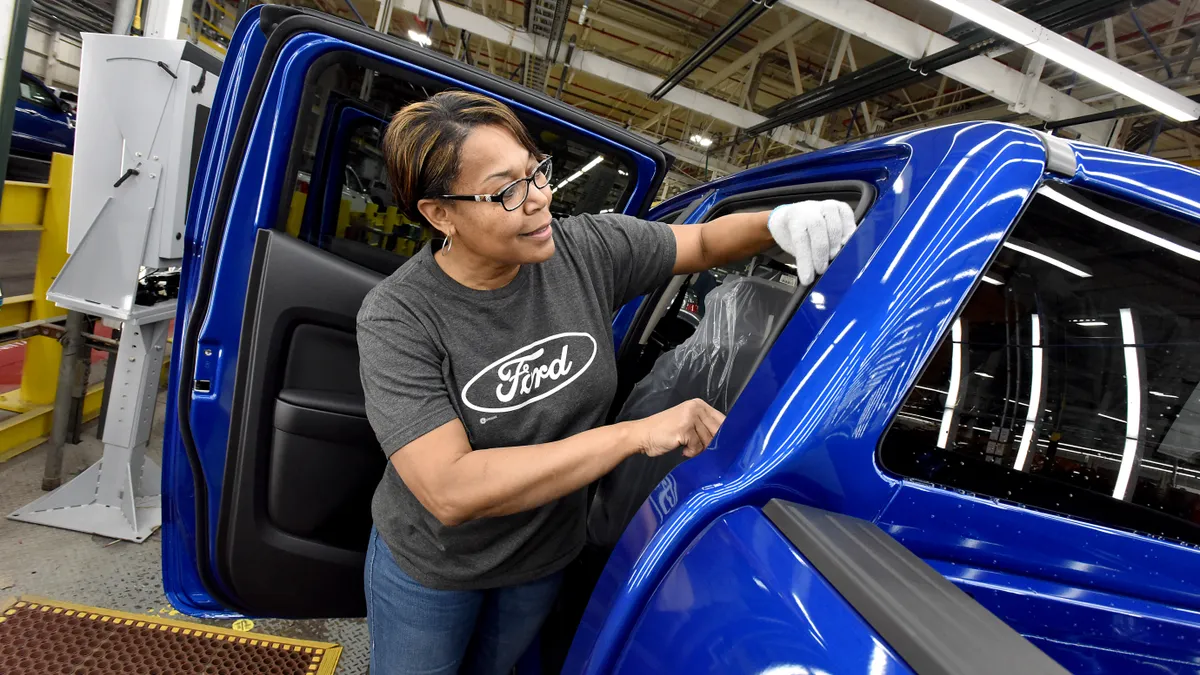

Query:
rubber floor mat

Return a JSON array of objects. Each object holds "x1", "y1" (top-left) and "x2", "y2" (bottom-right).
[{"x1": 0, "y1": 597, "x2": 341, "y2": 674}]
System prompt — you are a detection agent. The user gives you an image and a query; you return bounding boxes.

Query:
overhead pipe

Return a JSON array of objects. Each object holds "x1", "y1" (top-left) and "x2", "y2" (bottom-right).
[
  {"x1": 555, "y1": 35, "x2": 577, "y2": 100},
  {"x1": 545, "y1": 0, "x2": 572, "y2": 63},
  {"x1": 341, "y1": 0, "x2": 369, "y2": 27},
  {"x1": 1129, "y1": 7, "x2": 1174, "y2": 79},
  {"x1": 743, "y1": 0, "x2": 1150, "y2": 140},
  {"x1": 648, "y1": 0, "x2": 779, "y2": 101},
  {"x1": 1038, "y1": 92, "x2": 1200, "y2": 130}
]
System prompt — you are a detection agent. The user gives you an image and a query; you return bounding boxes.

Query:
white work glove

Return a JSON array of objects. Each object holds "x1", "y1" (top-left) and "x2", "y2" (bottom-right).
[{"x1": 767, "y1": 200, "x2": 856, "y2": 286}]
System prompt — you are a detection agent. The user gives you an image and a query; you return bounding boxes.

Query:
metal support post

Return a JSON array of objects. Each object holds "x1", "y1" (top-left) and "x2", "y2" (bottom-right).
[
  {"x1": 111, "y1": 0, "x2": 135, "y2": 34},
  {"x1": 0, "y1": 0, "x2": 32, "y2": 194},
  {"x1": 68, "y1": 317, "x2": 92, "y2": 444},
  {"x1": 96, "y1": 326, "x2": 119, "y2": 440},
  {"x1": 146, "y1": 0, "x2": 190, "y2": 39},
  {"x1": 40, "y1": 309, "x2": 86, "y2": 491},
  {"x1": 10, "y1": 318, "x2": 170, "y2": 542}
]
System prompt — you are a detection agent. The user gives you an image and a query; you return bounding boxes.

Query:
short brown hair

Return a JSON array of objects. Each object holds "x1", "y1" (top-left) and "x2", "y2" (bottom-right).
[{"x1": 382, "y1": 91, "x2": 541, "y2": 226}]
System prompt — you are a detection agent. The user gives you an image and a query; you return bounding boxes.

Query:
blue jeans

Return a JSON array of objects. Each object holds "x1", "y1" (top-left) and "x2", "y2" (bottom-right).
[{"x1": 365, "y1": 527, "x2": 564, "y2": 675}]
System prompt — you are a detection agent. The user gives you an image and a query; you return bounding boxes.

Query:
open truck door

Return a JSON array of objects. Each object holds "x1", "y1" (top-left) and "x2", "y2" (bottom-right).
[{"x1": 162, "y1": 6, "x2": 671, "y2": 619}]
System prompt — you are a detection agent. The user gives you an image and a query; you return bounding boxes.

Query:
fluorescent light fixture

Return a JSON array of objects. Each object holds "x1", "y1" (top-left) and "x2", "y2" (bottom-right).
[
  {"x1": 916, "y1": 385, "x2": 950, "y2": 395},
  {"x1": 924, "y1": 0, "x2": 1035, "y2": 44},
  {"x1": 1113, "y1": 308, "x2": 1143, "y2": 500},
  {"x1": 1040, "y1": 186, "x2": 1200, "y2": 262},
  {"x1": 1003, "y1": 240, "x2": 1092, "y2": 278},
  {"x1": 1150, "y1": 391, "x2": 1179, "y2": 399},
  {"x1": 1098, "y1": 412, "x2": 1126, "y2": 423},
  {"x1": 690, "y1": 134, "x2": 713, "y2": 148},
  {"x1": 981, "y1": 274, "x2": 1004, "y2": 286},
  {"x1": 554, "y1": 155, "x2": 605, "y2": 192},
  {"x1": 1073, "y1": 320, "x2": 1108, "y2": 327},
  {"x1": 554, "y1": 171, "x2": 584, "y2": 192},
  {"x1": 617, "y1": 169, "x2": 628, "y2": 176},
  {"x1": 937, "y1": 319, "x2": 963, "y2": 449},
  {"x1": 973, "y1": 371, "x2": 994, "y2": 379},
  {"x1": 1013, "y1": 314, "x2": 1042, "y2": 471},
  {"x1": 407, "y1": 29, "x2": 432, "y2": 47},
  {"x1": 1029, "y1": 40, "x2": 1198, "y2": 122},
  {"x1": 925, "y1": 0, "x2": 1200, "y2": 121}
]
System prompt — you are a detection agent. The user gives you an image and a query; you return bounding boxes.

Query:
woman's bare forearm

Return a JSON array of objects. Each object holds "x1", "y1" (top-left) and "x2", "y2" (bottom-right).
[
  {"x1": 671, "y1": 211, "x2": 773, "y2": 274},
  {"x1": 396, "y1": 420, "x2": 642, "y2": 526}
]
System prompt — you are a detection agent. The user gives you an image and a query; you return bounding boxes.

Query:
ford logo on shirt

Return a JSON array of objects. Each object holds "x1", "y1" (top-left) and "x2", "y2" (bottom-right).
[{"x1": 461, "y1": 332, "x2": 598, "y2": 414}]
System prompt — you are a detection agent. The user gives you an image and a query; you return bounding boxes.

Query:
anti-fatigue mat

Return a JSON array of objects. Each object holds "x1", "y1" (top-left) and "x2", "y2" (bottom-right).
[{"x1": 0, "y1": 597, "x2": 341, "y2": 674}]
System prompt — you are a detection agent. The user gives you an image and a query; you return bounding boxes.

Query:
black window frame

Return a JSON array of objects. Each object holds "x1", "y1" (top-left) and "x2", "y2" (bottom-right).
[
  {"x1": 612, "y1": 180, "x2": 877, "y2": 412},
  {"x1": 19, "y1": 75, "x2": 57, "y2": 109},
  {"x1": 272, "y1": 50, "x2": 648, "y2": 248}
]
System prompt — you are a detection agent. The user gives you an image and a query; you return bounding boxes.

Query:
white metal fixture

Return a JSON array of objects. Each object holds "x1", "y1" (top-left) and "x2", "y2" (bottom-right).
[
  {"x1": 9, "y1": 35, "x2": 218, "y2": 542},
  {"x1": 923, "y1": 0, "x2": 1200, "y2": 121}
]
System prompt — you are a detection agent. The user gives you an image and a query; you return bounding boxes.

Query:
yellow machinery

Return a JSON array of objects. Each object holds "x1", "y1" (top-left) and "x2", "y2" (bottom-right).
[{"x1": 0, "y1": 154, "x2": 106, "y2": 462}]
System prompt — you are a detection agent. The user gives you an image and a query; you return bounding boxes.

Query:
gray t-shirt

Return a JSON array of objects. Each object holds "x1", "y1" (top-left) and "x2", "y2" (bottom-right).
[{"x1": 357, "y1": 212, "x2": 676, "y2": 590}]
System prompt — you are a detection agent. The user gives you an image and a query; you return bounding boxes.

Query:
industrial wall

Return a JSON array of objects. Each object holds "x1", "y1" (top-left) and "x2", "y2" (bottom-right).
[{"x1": 23, "y1": 16, "x2": 82, "y2": 91}]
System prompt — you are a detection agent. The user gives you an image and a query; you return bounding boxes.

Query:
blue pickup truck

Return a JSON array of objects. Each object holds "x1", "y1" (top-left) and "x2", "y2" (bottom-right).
[
  {"x1": 163, "y1": 7, "x2": 1200, "y2": 674},
  {"x1": 12, "y1": 71, "x2": 73, "y2": 158}
]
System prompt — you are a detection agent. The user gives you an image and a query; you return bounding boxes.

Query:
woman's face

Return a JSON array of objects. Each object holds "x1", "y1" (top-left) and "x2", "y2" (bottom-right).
[{"x1": 423, "y1": 124, "x2": 555, "y2": 266}]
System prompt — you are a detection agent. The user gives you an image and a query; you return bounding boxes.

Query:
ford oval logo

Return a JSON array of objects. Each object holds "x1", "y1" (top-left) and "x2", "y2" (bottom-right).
[{"x1": 461, "y1": 332, "x2": 598, "y2": 414}]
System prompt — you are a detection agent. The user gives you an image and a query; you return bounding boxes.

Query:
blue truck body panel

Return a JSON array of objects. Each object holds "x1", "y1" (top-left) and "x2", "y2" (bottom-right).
[{"x1": 12, "y1": 71, "x2": 73, "y2": 157}]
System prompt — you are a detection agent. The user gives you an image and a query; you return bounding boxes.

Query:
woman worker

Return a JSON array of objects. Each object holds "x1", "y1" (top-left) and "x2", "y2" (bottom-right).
[{"x1": 357, "y1": 91, "x2": 855, "y2": 675}]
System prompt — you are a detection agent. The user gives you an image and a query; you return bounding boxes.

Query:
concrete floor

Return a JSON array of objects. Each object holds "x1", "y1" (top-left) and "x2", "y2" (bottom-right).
[{"x1": 0, "y1": 395, "x2": 370, "y2": 674}]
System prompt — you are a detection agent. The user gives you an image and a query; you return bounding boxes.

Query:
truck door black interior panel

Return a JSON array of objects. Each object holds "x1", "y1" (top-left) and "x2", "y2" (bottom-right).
[{"x1": 218, "y1": 229, "x2": 385, "y2": 617}]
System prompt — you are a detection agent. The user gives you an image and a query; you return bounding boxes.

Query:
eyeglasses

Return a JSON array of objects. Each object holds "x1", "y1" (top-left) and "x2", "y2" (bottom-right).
[{"x1": 440, "y1": 157, "x2": 553, "y2": 212}]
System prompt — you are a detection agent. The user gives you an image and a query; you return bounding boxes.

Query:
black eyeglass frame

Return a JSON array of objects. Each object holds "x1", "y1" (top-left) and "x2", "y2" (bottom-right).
[{"x1": 439, "y1": 157, "x2": 554, "y2": 212}]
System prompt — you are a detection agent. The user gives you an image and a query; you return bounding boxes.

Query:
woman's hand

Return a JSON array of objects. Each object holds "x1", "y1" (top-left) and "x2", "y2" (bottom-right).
[
  {"x1": 629, "y1": 399, "x2": 726, "y2": 458},
  {"x1": 767, "y1": 200, "x2": 857, "y2": 285}
]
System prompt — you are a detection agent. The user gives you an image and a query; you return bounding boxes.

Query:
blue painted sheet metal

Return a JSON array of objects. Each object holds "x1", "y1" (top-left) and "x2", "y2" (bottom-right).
[
  {"x1": 568, "y1": 122, "x2": 1049, "y2": 673},
  {"x1": 162, "y1": 5, "x2": 269, "y2": 617},
  {"x1": 613, "y1": 506, "x2": 913, "y2": 675},
  {"x1": 1066, "y1": 140, "x2": 1200, "y2": 225},
  {"x1": 930, "y1": 559, "x2": 1200, "y2": 667},
  {"x1": 880, "y1": 481, "x2": 1200, "y2": 613}
]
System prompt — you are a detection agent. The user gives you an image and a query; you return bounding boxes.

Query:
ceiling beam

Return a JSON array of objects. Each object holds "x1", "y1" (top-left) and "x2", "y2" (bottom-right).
[
  {"x1": 697, "y1": 14, "x2": 819, "y2": 94},
  {"x1": 647, "y1": 136, "x2": 742, "y2": 175},
  {"x1": 582, "y1": 8, "x2": 811, "y2": 105},
  {"x1": 779, "y1": 0, "x2": 1112, "y2": 144},
  {"x1": 396, "y1": 0, "x2": 831, "y2": 152}
]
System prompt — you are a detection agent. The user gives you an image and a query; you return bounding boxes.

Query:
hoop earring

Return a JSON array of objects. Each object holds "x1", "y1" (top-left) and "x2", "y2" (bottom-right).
[{"x1": 441, "y1": 235, "x2": 452, "y2": 255}]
